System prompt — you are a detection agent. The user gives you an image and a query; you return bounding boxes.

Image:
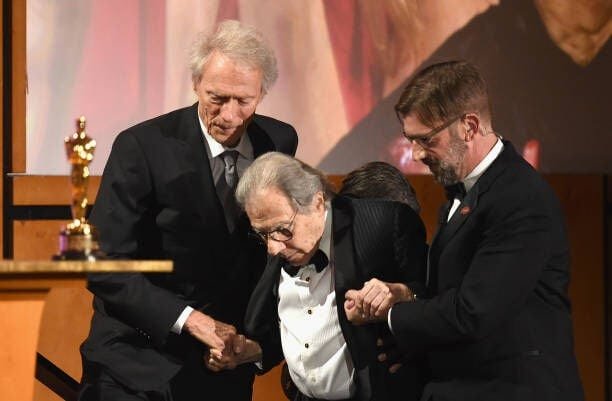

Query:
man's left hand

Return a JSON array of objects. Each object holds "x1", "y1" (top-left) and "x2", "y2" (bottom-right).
[{"x1": 344, "y1": 279, "x2": 414, "y2": 323}]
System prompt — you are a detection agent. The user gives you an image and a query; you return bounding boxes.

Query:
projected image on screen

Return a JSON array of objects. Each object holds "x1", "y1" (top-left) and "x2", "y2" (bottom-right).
[{"x1": 26, "y1": 0, "x2": 611, "y2": 175}]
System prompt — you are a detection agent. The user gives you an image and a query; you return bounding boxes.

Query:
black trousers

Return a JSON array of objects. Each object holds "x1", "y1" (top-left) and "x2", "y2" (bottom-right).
[
  {"x1": 293, "y1": 393, "x2": 356, "y2": 401},
  {"x1": 79, "y1": 363, "x2": 254, "y2": 401},
  {"x1": 79, "y1": 368, "x2": 172, "y2": 401}
]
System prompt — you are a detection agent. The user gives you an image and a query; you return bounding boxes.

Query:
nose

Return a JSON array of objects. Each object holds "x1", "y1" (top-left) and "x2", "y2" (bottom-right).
[
  {"x1": 266, "y1": 238, "x2": 286, "y2": 256},
  {"x1": 411, "y1": 141, "x2": 426, "y2": 161},
  {"x1": 219, "y1": 99, "x2": 240, "y2": 123}
]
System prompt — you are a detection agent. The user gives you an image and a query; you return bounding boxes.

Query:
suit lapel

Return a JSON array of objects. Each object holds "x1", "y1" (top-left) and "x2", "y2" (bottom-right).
[
  {"x1": 434, "y1": 187, "x2": 480, "y2": 249},
  {"x1": 332, "y1": 199, "x2": 359, "y2": 295},
  {"x1": 427, "y1": 141, "x2": 518, "y2": 291},
  {"x1": 331, "y1": 199, "x2": 372, "y2": 372},
  {"x1": 179, "y1": 104, "x2": 227, "y2": 232},
  {"x1": 244, "y1": 255, "x2": 282, "y2": 338}
]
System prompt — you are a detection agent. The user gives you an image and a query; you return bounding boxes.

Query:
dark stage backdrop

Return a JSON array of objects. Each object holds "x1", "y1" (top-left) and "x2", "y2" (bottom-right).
[{"x1": 26, "y1": 0, "x2": 611, "y2": 175}]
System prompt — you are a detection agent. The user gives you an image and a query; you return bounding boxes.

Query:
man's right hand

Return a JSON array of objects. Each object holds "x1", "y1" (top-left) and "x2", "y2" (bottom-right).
[{"x1": 183, "y1": 309, "x2": 236, "y2": 357}]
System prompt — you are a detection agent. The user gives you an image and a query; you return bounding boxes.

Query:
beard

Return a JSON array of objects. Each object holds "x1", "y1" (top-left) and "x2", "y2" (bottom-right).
[{"x1": 423, "y1": 130, "x2": 467, "y2": 186}]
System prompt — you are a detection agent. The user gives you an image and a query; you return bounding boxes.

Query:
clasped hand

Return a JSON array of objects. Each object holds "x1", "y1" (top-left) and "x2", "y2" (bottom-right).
[
  {"x1": 183, "y1": 309, "x2": 261, "y2": 372},
  {"x1": 344, "y1": 278, "x2": 414, "y2": 324},
  {"x1": 205, "y1": 332, "x2": 248, "y2": 372}
]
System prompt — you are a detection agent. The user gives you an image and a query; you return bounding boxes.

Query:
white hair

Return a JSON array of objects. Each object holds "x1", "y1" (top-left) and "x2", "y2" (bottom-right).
[
  {"x1": 236, "y1": 152, "x2": 334, "y2": 211},
  {"x1": 189, "y1": 20, "x2": 278, "y2": 94}
]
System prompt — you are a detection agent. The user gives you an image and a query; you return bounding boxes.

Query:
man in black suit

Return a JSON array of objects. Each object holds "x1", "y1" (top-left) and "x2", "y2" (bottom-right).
[
  {"x1": 208, "y1": 152, "x2": 427, "y2": 400},
  {"x1": 78, "y1": 20, "x2": 298, "y2": 401},
  {"x1": 345, "y1": 61, "x2": 584, "y2": 401}
]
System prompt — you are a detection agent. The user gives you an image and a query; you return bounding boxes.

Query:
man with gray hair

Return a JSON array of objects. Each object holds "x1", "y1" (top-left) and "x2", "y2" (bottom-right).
[
  {"x1": 79, "y1": 21, "x2": 297, "y2": 401},
  {"x1": 206, "y1": 152, "x2": 428, "y2": 400}
]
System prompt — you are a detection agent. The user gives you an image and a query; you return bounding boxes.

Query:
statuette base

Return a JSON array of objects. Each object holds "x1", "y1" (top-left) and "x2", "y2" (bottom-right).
[{"x1": 53, "y1": 227, "x2": 104, "y2": 261}]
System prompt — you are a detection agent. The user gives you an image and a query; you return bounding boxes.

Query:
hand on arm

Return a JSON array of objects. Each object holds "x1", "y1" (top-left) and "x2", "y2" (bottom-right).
[{"x1": 344, "y1": 278, "x2": 415, "y2": 324}]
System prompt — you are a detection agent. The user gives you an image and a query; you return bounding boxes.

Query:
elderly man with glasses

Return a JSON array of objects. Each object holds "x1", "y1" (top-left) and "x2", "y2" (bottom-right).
[
  {"x1": 345, "y1": 61, "x2": 584, "y2": 401},
  {"x1": 205, "y1": 152, "x2": 428, "y2": 401}
]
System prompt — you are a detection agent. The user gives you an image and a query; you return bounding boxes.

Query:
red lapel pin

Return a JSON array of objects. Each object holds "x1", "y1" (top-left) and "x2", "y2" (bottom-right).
[{"x1": 460, "y1": 206, "x2": 471, "y2": 215}]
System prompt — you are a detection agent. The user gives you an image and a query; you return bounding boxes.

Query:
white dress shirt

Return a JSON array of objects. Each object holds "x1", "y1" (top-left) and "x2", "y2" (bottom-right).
[{"x1": 278, "y1": 208, "x2": 356, "y2": 400}]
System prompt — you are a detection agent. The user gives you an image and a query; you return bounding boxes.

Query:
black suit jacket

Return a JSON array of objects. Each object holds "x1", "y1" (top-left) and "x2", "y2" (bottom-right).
[
  {"x1": 80, "y1": 103, "x2": 298, "y2": 394},
  {"x1": 245, "y1": 196, "x2": 428, "y2": 401},
  {"x1": 390, "y1": 142, "x2": 584, "y2": 401}
]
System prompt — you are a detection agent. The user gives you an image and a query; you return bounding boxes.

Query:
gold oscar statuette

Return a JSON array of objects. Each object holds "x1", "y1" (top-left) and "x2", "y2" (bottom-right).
[{"x1": 53, "y1": 116, "x2": 104, "y2": 260}]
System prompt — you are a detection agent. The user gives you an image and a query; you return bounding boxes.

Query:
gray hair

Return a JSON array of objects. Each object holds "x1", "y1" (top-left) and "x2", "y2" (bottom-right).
[
  {"x1": 236, "y1": 152, "x2": 334, "y2": 212},
  {"x1": 189, "y1": 20, "x2": 278, "y2": 94}
]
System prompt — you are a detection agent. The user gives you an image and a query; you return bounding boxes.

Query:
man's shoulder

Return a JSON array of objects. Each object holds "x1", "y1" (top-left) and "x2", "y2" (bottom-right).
[
  {"x1": 481, "y1": 142, "x2": 562, "y2": 217},
  {"x1": 482, "y1": 141, "x2": 545, "y2": 193},
  {"x1": 334, "y1": 196, "x2": 422, "y2": 229},
  {"x1": 123, "y1": 105, "x2": 196, "y2": 137},
  {"x1": 251, "y1": 114, "x2": 298, "y2": 155},
  {"x1": 253, "y1": 114, "x2": 295, "y2": 132},
  {"x1": 337, "y1": 195, "x2": 416, "y2": 215}
]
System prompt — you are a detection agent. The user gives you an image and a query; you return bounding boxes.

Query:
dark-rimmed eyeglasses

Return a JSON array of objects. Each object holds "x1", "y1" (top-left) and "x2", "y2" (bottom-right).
[
  {"x1": 403, "y1": 115, "x2": 464, "y2": 148},
  {"x1": 250, "y1": 209, "x2": 298, "y2": 243}
]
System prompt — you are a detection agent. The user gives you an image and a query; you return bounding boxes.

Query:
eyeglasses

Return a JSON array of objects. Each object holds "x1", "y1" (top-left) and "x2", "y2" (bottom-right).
[
  {"x1": 250, "y1": 209, "x2": 298, "y2": 243},
  {"x1": 403, "y1": 115, "x2": 464, "y2": 148}
]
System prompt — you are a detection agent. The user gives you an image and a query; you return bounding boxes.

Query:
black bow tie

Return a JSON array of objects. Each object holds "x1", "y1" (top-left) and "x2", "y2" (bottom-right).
[
  {"x1": 282, "y1": 249, "x2": 329, "y2": 277},
  {"x1": 444, "y1": 182, "x2": 467, "y2": 201}
]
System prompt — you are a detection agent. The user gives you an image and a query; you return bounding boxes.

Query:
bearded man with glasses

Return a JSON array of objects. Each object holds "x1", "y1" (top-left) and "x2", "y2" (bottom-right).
[{"x1": 345, "y1": 60, "x2": 584, "y2": 401}]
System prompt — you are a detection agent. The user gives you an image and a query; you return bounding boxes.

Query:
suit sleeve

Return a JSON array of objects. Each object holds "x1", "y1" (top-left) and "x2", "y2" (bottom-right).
[
  {"x1": 244, "y1": 260, "x2": 285, "y2": 373},
  {"x1": 390, "y1": 183, "x2": 558, "y2": 350},
  {"x1": 287, "y1": 128, "x2": 298, "y2": 156},
  {"x1": 88, "y1": 131, "x2": 188, "y2": 347}
]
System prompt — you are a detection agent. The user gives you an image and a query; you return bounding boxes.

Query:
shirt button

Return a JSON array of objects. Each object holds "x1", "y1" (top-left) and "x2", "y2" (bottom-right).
[
  {"x1": 305, "y1": 343, "x2": 309, "y2": 349},
  {"x1": 307, "y1": 309, "x2": 312, "y2": 315}
]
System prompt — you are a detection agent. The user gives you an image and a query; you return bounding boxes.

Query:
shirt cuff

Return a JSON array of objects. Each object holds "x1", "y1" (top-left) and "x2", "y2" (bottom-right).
[{"x1": 171, "y1": 306, "x2": 194, "y2": 334}]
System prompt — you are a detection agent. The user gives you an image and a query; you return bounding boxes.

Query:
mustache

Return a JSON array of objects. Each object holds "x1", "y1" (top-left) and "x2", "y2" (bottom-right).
[{"x1": 422, "y1": 157, "x2": 438, "y2": 167}]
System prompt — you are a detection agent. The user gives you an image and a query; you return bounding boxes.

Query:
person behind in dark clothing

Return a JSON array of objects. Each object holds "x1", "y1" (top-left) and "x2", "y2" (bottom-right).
[{"x1": 339, "y1": 161, "x2": 421, "y2": 214}]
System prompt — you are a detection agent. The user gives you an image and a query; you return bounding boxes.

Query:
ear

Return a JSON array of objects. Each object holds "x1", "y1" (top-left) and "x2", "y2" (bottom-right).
[
  {"x1": 313, "y1": 191, "x2": 326, "y2": 212},
  {"x1": 462, "y1": 113, "x2": 480, "y2": 141},
  {"x1": 192, "y1": 76, "x2": 202, "y2": 93}
]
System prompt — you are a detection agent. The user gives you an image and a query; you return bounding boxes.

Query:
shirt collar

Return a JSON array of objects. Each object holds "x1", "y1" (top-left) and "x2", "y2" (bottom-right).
[
  {"x1": 463, "y1": 138, "x2": 503, "y2": 192},
  {"x1": 198, "y1": 113, "x2": 253, "y2": 160}
]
